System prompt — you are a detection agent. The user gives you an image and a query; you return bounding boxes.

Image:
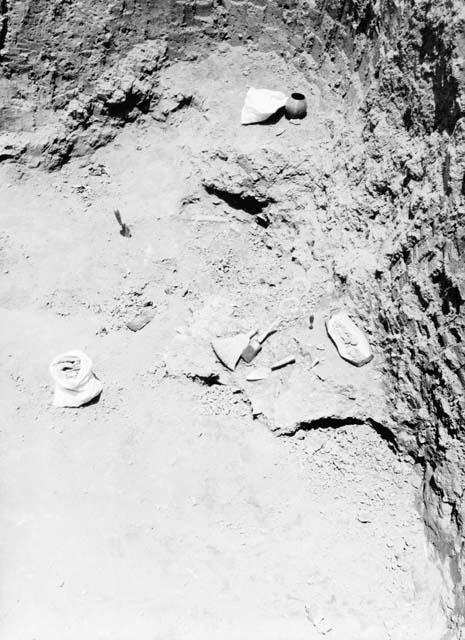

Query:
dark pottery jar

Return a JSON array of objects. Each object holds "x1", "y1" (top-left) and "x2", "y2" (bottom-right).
[{"x1": 285, "y1": 92, "x2": 307, "y2": 119}]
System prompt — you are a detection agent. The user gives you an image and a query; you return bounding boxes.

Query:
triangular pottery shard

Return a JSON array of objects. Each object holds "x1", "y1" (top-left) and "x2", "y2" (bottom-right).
[
  {"x1": 212, "y1": 330, "x2": 256, "y2": 371},
  {"x1": 326, "y1": 311, "x2": 373, "y2": 367}
]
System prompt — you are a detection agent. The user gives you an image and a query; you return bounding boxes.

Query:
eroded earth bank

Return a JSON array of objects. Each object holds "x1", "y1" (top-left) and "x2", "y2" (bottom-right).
[{"x1": 1, "y1": 1, "x2": 465, "y2": 638}]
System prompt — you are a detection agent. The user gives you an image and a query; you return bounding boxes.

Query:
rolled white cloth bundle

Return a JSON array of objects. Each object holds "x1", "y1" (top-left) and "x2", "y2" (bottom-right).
[
  {"x1": 241, "y1": 87, "x2": 288, "y2": 125},
  {"x1": 50, "y1": 350, "x2": 103, "y2": 407}
]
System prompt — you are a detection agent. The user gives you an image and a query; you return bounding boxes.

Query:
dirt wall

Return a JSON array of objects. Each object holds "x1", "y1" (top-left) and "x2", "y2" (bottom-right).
[{"x1": 363, "y1": 1, "x2": 465, "y2": 626}]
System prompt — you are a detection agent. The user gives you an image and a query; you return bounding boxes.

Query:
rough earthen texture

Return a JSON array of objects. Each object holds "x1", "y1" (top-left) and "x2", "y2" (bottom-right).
[
  {"x1": 2, "y1": 0, "x2": 465, "y2": 631},
  {"x1": 0, "y1": 0, "x2": 393, "y2": 165},
  {"x1": 362, "y1": 2, "x2": 465, "y2": 627}
]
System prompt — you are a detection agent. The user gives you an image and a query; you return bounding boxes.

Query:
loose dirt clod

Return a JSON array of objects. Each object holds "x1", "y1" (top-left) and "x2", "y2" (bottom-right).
[{"x1": 126, "y1": 312, "x2": 154, "y2": 332}]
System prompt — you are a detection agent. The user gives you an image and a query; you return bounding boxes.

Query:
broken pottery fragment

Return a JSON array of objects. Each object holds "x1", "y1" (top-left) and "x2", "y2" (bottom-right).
[
  {"x1": 326, "y1": 310, "x2": 373, "y2": 367},
  {"x1": 212, "y1": 329, "x2": 257, "y2": 371}
]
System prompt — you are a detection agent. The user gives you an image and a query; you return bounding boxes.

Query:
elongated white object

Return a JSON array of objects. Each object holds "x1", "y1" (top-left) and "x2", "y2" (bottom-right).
[
  {"x1": 326, "y1": 311, "x2": 372, "y2": 367},
  {"x1": 241, "y1": 88, "x2": 288, "y2": 125},
  {"x1": 246, "y1": 355, "x2": 296, "y2": 381},
  {"x1": 50, "y1": 350, "x2": 103, "y2": 407}
]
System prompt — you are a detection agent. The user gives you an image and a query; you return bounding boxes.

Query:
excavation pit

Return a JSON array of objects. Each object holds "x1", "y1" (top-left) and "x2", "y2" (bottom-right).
[{"x1": 1, "y1": 1, "x2": 464, "y2": 638}]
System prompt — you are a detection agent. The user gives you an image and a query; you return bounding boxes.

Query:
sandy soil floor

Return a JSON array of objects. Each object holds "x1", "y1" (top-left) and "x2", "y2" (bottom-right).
[{"x1": 0, "y1": 47, "x2": 452, "y2": 639}]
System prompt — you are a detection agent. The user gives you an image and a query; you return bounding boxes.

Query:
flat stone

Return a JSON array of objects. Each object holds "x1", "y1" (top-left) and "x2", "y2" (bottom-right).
[
  {"x1": 126, "y1": 312, "x2": 154, "y2": 332},
  {"x1": 326, "y1": 310, "x2": 373, "y2": 367}
]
